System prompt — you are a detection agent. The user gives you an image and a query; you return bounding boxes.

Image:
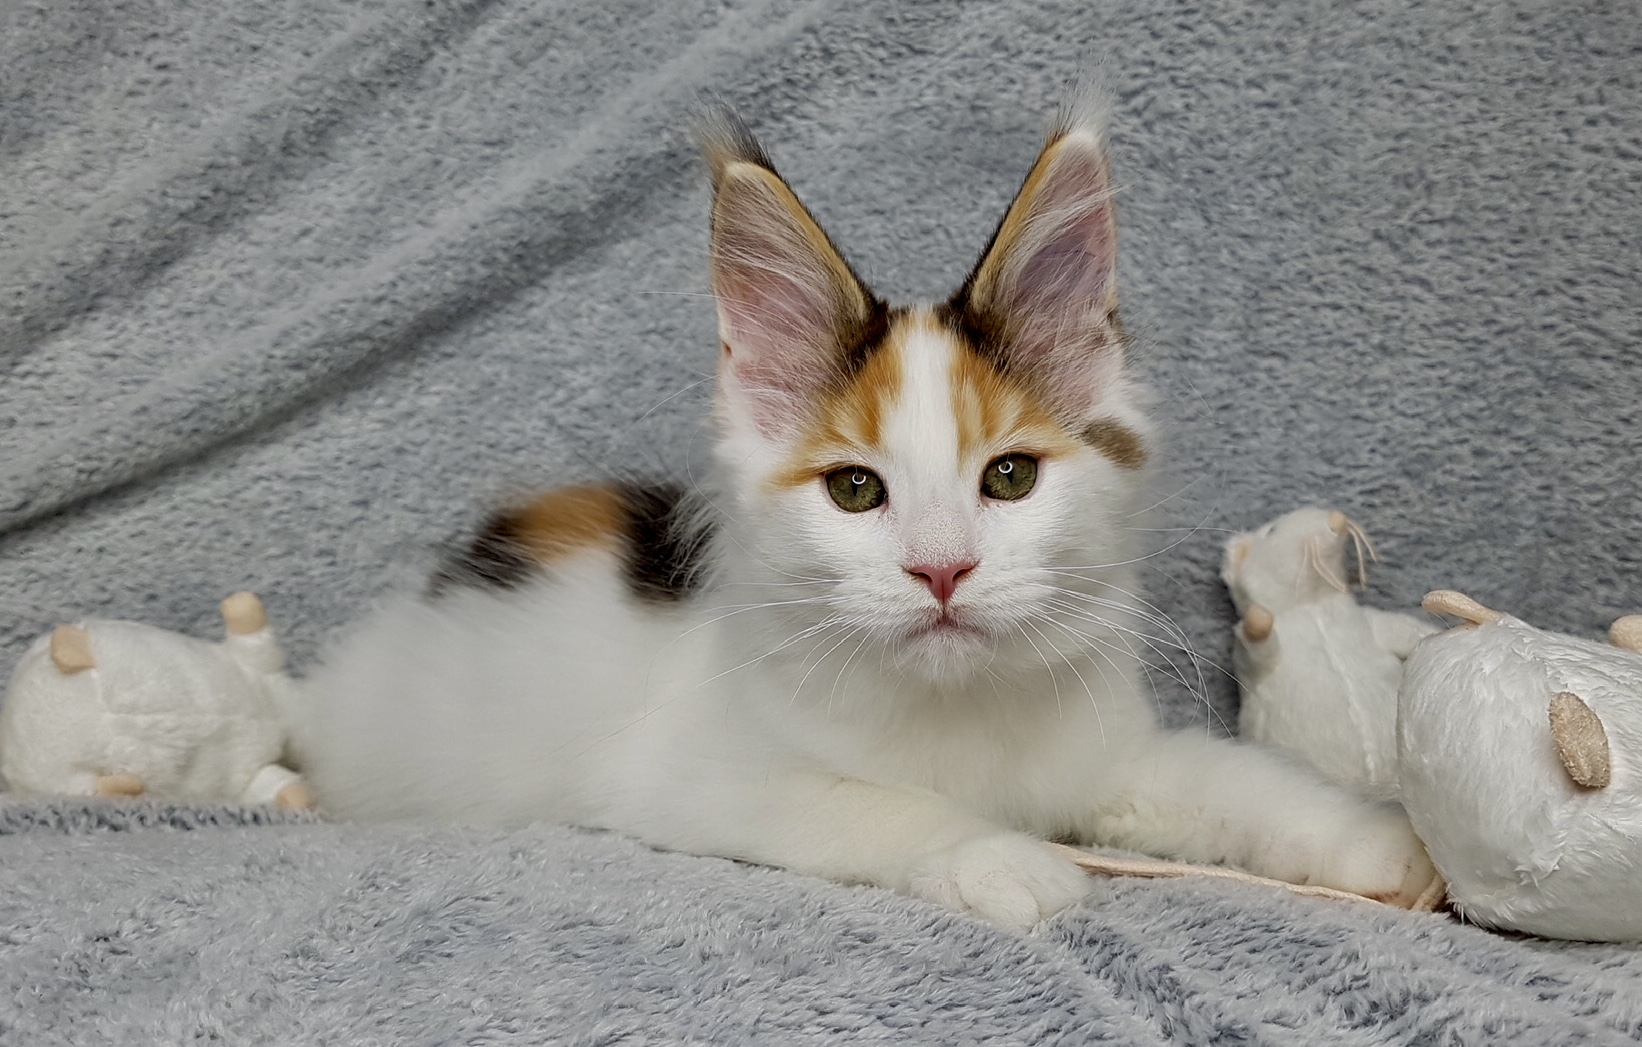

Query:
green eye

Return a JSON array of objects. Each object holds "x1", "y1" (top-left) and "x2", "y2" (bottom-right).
[
  {"x1": 825, "y1": 467, "x2": 887, "y2": 512},
  {"x1": 981, "y1": 454, "x2": 1038, "y2": 501}
]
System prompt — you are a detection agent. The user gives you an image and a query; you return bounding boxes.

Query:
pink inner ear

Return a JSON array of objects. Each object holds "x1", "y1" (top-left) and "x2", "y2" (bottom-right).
[
  {"x1": 982, "y1": 140, "x2": 1120, "y2": 410},
  {"x1": 1006, "y1": 203, "x2": 1115, "y2": 369},
  {"x1": 1013, "y1": 209, "x2": 1113, "y2": 318},
  {"x1": 720, "y1": 266, "x2": 829, "y2": 358},
  {"x1": 713, "y1": 223, "x2": 851, "y2": 434},
  {"x1": 718, "y1": 264, "x2": 838, "y2": 397}
]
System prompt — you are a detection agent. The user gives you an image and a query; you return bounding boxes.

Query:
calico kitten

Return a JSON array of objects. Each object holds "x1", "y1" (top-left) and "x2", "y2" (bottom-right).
[{"x1": 298, "y1": 104, "x2": 1435, "y2": 931}]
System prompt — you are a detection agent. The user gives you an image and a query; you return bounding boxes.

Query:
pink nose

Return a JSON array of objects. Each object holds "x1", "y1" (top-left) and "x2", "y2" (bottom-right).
[{"x1": 905, "y1": 561, "x2": 977, "y2": 604}]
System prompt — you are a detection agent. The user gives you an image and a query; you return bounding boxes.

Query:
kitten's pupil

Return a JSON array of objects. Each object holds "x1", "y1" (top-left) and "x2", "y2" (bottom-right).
[
  {"x1": 826, "y1": 467, "x2": 887, "y2": 512},
  {"x1": 981, "y1": 454, "x2": 1038, "y2": 501}
]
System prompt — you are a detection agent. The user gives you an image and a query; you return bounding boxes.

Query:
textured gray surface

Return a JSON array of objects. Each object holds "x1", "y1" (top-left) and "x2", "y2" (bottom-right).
[
  {"x1": 4, "y1": 801, "x2": 1642, "y2": 1046},
  {"x1": 2, "y1": 0, "x2": 1640, "y2": 1041}
]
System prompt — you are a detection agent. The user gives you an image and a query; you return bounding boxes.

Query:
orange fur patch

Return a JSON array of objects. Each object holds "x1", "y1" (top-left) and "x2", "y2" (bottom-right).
[
  {"x1": 768, "y1": 318, "x2": 908, "y2": 488},
  {"x1": 948, "y1": 344, "x2": 1082, "y2": 465},
  {"x1": 765, "y1": 310, "x2": 1135, "y2": 491},
  {"x1": 509, "y1": 483, "x2": 626, "y2": 562}
]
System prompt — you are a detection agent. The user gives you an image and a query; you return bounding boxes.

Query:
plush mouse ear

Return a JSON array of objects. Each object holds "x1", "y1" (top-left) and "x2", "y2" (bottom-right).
[
  {"x1": 949, "y1": 107, "x2": 1123, "y2": 419},
  {"x1": 698, "y1": 112, "x2": 882, "y2": 436},
  {"x1": 1549, "y1": 691, "x2": 1612, "y2": 790}
]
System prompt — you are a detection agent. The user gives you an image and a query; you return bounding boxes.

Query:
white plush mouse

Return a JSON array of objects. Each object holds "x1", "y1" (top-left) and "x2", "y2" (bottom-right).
[
  {"x1": 1399, "y1": 591, "x2": 1642, "y2": 941},
  {"x1": 0, "y1": 592, "x2": 313, "y2": 809},
  {"x1": 1222, "y1": 508, "x2": 1438, "y2": 795}
]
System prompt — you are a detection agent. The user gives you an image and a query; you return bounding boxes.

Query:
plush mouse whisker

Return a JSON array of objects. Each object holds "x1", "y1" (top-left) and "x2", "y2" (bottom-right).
[
  {"x1": 1305, "y1": 536, "x2": 1352, "y2": 594},
  {"x1": 1341, "y1": 517, "x2": 1377, "y2": 589}
]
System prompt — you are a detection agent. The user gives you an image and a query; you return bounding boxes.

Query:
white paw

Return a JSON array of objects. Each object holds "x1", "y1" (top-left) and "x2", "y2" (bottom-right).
[
  {"x1": 906, "y1": 832, "x2": 1093, "y2": 931},
  {"x1": 1279, "y1": 806, "x2": 1441, "y2": 908}
]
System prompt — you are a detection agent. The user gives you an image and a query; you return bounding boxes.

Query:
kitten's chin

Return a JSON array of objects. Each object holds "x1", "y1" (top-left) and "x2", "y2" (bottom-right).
[{"x1": 892, "y1": 615, "x2": 995, "y2": 684}]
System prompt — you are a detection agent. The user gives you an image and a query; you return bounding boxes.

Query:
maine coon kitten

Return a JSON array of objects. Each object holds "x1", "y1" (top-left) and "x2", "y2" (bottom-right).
[{"x1": 298, "y1": 105, "x2": 1436, "y2": 931}]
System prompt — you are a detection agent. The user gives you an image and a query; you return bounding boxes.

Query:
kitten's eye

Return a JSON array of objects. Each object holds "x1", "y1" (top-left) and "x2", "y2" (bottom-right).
[
  {"x1": 825, "y1": 467, "x2": 887, "y2": 512},
  {"x1": 981, "y1": 454, "x2": 1038, "y2": 501}
]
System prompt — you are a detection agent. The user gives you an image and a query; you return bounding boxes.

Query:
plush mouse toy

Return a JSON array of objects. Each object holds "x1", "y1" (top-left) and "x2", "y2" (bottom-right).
[
  {"x1": 1222, "y1": 508, "x2": 1438, "y2": 795},
  {"x1": 1399, "y1": 591, "x2": 1642, "y2": 941},
  {"x1": 0, "y1": 592, "x2": 313, "y2": 809}
]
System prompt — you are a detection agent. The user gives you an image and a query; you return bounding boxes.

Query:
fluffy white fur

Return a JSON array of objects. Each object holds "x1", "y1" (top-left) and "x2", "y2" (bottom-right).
[{"x1": 298, "y1": 110, "x2": 1435, "y2": 931}]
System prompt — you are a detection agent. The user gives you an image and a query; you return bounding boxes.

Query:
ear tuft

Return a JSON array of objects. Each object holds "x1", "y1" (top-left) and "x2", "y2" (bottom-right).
[
  {"x1": 693, "y1": 104, "x2": 777, "y2": 186},
  {"x1": 1048, "y1": 78, "x2": 1116, "y2": 149}
]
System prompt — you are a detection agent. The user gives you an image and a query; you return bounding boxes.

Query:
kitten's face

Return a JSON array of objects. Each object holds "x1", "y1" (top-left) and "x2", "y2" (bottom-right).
[{"x1": 703, "y1": 109, "x2": 1149, "y2": 684}]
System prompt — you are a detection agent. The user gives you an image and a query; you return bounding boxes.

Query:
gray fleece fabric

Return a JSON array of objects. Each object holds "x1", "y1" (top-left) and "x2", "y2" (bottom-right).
[{"x1": 2, "y1": 0, "x2": 1639, "y2": 1041}]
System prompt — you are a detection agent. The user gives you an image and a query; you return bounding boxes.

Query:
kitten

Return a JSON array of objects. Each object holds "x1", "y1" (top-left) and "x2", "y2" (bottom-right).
[{"x1": 298, "y1": 104, "x2": 1435, "y2": 931}]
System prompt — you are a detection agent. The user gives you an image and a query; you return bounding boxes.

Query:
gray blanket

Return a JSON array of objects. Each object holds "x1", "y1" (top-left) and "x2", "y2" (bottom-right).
[{"x1": 3, "y1": 0, "x2": 1640, "y2": 1041}]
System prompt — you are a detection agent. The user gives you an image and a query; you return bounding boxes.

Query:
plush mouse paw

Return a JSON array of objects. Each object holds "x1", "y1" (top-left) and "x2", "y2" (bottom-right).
[
  {"x1": 274, "y1": 781, "x2": 317, "y2": 811},
  {"x1": 94, "y1": 773, "x2": 146, "y2": 797},
  {"x1": 1609, "y1": 614, "x2": 1642, "y2": 655},
  {"x1": 49, "y1": 624, "x2": 96, "y2": 673},
  {"x1": 221, "y1": 591, "x2": 268, "y2": 636},
  {"x1": 907, "y1": 832, "x2": 1093, "y2": 931},
  {"x1": 1241, "y1": 604, "x2": 1275, "y2": 642}
]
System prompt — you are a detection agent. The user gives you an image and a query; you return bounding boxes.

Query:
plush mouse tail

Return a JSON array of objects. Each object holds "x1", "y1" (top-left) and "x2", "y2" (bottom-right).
[{"x1": 1421, "y1": 590, "x2": 1501, "y2": 627}]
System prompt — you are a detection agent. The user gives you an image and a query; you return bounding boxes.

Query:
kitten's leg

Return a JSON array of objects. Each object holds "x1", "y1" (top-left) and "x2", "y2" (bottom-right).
[
  {"x1": 1082, "y1": 730, "x2": 1436, "y2": 906},
  {"x1": 646, "y1": 769, "x2": 1092, "y2": 931}
]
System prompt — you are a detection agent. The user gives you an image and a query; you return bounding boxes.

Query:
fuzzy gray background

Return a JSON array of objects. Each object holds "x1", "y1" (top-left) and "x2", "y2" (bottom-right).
[{"x1": 2, "y1": 0, "x2": 1640, "y2": 1042}]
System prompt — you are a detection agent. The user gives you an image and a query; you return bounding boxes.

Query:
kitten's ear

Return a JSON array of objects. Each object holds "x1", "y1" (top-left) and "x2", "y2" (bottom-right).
[
  {"x1": 951, "y1": 111, "x2": 1123, "y2": 417},
  {"x1": 699, "y1": 112, "x2": 880, "y2": 436}
]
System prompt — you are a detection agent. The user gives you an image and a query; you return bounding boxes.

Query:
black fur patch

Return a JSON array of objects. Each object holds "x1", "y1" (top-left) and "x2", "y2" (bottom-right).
[
  {"x1": 837, "y1": 298, "x2": 893, "y2": 378},
  {"x1": 937, "y1": 196, "x2": 1018, "y2": 377},
  {"x1": 428, "y1": 482, "x2": 710, "y2": 603},
  {"x1": 933, "y1": 296, "x2": 1011, "y2": 376},
  {"x1": 616, "y1": 482, "x2": 709, "y2": 603},
  {"x1": 426, "y1": 509, "x2": 539, "y2": 596}
]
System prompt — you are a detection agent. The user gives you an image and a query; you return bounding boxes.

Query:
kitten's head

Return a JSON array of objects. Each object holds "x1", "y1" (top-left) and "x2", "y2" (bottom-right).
[{"x1": 701, "y1": 107, "x2": 1152, "y2": 685}]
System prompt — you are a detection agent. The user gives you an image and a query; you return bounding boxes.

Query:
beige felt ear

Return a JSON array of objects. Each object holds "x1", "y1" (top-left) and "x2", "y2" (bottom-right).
[
  {"x1": 1241, "y1": 604, "x2": 1275, "y2": 643},
  {"x1": 221, "y1": 591, "x2": 268, "y2": 636},
  {"x1": 1609, "y1": 615, "x2": 1642, "y2": 655},
  {"x1": 1421, "y1": 590, "x2": 1502, "y2": 628},
  {"x1": 1549, "y1": 691, "x2": 1611, "y2": 790},
  {"x1": 49, "y1": 625, "x2": 96, "y2": 673}
]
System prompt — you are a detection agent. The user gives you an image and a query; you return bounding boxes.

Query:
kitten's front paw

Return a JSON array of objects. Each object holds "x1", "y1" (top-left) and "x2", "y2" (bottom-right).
[
  {"x1": 1289, "y1": 807, "x2": 1441, "y2": 909},
  {"x1": 906, "y1": 832, "x2": 1093, "y2": 931}
]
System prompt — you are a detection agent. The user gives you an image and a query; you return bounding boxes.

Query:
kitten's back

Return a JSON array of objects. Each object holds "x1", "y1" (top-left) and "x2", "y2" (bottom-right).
[{"x1": 299, "y1": 481, "x2": 716, "y2": 823}]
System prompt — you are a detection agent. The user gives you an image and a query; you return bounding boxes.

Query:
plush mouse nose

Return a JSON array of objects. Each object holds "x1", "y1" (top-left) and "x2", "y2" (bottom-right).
[{"x1": 905, "y1": 561, "x2": 977, "y2": 604}]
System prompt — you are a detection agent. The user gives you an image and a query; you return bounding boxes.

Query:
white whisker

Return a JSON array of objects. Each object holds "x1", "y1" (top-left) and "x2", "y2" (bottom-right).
[
  {"x1": 1017, "y1": 619, "x2": 1066, "y2": 721},
  {"x1": 789, "y1": 626, "x2": 864, "y2": 709}
]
